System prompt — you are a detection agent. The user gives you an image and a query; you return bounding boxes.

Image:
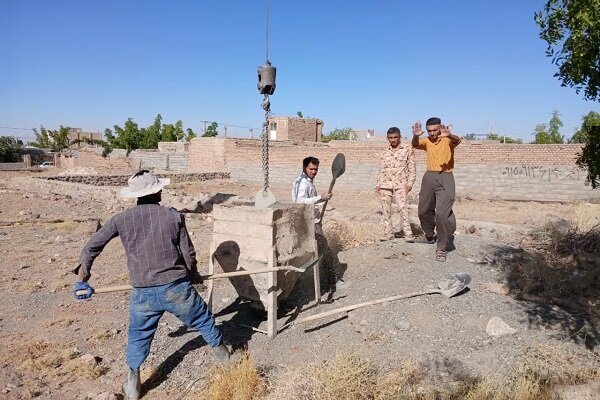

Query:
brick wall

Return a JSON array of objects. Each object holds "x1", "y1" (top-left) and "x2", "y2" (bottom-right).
[{"x1": 187, "y1": 138, "x2": 597, "y2": 202}]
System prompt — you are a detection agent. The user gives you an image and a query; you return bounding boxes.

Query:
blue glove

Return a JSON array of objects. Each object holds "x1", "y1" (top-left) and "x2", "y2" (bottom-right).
[{"x1": 74, "y1": 281, "x2": 93, "y2": 300}]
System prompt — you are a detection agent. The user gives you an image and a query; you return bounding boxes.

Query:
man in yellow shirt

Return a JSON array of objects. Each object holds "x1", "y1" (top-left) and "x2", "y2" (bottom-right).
[{"x1": 412, "y1": 117, "x2": 461, "y2": 262}]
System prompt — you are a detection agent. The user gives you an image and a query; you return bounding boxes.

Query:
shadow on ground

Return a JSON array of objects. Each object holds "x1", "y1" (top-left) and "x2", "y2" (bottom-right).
[{"x1": 490, "y1": 225, "x2": 600, "y2": 350}]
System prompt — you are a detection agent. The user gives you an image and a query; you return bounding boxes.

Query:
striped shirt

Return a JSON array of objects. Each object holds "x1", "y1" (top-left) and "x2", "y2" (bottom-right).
[
  {"x1": 292, "y1": 172, "x2": 322, "y2": 220},
  {"x1": 78, "y1": 203, "x2": 197, "y2": 287}
]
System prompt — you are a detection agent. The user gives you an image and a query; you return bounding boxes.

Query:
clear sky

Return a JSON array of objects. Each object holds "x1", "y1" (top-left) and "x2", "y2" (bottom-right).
[{"x1": 1, "y1": 0, "x2": 598, "y2": 142}]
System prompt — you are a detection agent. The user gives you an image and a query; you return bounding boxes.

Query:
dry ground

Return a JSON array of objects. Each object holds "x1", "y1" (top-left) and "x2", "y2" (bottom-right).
[{"x1": 0, "y1": 170, "x2": 598, "y2": 399}]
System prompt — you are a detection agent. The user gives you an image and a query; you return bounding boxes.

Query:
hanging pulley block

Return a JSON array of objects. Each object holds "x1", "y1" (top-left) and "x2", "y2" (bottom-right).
[{"x1": 257, "y1": 63, "x2": 276, "y2": 95}]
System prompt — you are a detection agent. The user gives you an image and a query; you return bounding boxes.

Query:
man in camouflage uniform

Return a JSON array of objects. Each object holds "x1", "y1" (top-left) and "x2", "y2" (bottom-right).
[{"x1": 376, "y1": 127, "x2": 416, "y2": 242}]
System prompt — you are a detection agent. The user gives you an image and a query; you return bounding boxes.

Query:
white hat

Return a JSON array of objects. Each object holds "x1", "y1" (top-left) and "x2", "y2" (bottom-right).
[{"x1": 119, "y1": 170, "x2": 170, "y2": 198}]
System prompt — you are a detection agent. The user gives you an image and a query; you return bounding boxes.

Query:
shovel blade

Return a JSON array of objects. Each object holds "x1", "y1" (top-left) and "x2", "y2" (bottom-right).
[
  {"x1": 438, "y1": 272, "x2": 471, "y2": 297},
  {"x1": 331, "y1": 153, "x2": 346, "y2": 179}
]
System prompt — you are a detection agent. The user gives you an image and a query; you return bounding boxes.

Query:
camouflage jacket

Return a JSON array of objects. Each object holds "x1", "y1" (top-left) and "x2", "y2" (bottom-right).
[{"x1": 376, "y1": 144, "x2": 416, "y2": 190}]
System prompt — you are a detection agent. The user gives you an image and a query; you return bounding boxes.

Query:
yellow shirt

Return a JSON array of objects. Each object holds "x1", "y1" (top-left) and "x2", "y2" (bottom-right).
[{"x1": 416, "y1": 136, "x2": 460, "y2": 172}]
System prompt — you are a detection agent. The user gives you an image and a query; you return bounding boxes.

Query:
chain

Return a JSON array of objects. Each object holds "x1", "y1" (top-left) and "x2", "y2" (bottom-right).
[{"x1": 261, "y1": 94, "x2": 271, "y2": 190}]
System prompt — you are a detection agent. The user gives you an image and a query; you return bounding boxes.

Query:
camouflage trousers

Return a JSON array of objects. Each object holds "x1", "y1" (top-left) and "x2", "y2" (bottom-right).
[{"x1": 379, "y1": 188, "x2": 413, "y2": 239}]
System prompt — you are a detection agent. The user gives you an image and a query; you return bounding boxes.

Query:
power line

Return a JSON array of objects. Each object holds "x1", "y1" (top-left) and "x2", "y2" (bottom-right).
[{"x1": 0, "y1": 126, "x2": 33, "y2": 131}]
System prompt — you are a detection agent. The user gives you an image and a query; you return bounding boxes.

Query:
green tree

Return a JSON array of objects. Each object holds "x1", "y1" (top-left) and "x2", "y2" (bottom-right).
[
  {"x1": 296, "y1": 111, "x2": 304, "y2": 118},
  {"x1": 105, "y1": 118, "x2": 143, "y2": 154},
  {"x1": 0, "y1": 136, "x2": 22, "y2": 162},
  {"x1": 532, "y1": 112, "x2": 564, "y2": 144},
  {"x1": 185, "y1": 128, "x2": 197, "y2": 141},
  {"x1": 321, "y1": 127, "x2": 356, "y2": 142},
  {"x1": 548, "y1": 110, "x2": 564, "y2": 143},
  {"x1": 202, "y1": 122, "x2": 219, "y2": 137},
  {"x1": 576, "y1": 125, "x2": 600, "y2": 188},
  {"x1": 569, "y1": 111, "x2": 600, "y2": 143},
  {"x1": 31, "y1": 125, "x2": 71, "y2": 151},
  {"x1": 533, "y1": 123, "x2": 553, "y2": 144},
  {"x1": 464, "y1": 133, "x2": 477, "y2": 140},
  {"x1": 487, "y1": 133, "x2": 523, "y2": 143},
  {"x1": 535, "y1": 0, "x2": 600, "y2": 101}
]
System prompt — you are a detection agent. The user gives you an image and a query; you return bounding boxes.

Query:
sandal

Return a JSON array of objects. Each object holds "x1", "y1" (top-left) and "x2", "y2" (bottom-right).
[{"x1": 435, "y1": 249, "x2": 447, "y2": 262}]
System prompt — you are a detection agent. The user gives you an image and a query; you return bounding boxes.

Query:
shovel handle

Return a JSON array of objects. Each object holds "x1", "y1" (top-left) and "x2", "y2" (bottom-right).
[{"x1": 74, "y1": 260, "x2": 321, "y2": 297}]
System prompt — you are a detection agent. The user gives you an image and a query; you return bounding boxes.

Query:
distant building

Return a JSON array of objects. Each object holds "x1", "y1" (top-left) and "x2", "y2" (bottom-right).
[
  {"x1": 68, "y1": 128, "x2": 102, "y2": 148},
  {"x1": 353, "y1": 129, "x2": 375, "y2": 140},
  {"x1": 267, "y1": 116, "x2": 323, "y2": 142}
]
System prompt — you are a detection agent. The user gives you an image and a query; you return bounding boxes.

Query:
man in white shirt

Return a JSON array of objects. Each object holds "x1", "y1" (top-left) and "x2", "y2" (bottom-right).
[{"x1": 292, "y1": 156, "x2": 333, "y2": 222}]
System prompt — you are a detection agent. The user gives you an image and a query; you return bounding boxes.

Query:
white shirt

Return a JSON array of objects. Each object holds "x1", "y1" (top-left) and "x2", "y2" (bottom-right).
[{"x1": 292, "y1": 172, "x2": 322, "y2": 220}]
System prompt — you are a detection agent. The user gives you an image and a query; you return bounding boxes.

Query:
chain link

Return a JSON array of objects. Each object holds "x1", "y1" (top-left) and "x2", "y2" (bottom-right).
[{"x1": 261, "y1": 94, "x2": 271, "y2": 190}]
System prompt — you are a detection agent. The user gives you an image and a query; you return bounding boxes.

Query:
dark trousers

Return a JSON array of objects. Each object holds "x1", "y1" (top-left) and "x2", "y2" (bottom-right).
[{"x1": 418, "y1": 171, "x2": 456, "y2": 251}]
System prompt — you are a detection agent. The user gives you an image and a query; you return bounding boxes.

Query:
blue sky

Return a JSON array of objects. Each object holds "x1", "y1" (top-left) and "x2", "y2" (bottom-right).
[{"x1": 1, "y1": 0, "x2": 598, "y2": 142}]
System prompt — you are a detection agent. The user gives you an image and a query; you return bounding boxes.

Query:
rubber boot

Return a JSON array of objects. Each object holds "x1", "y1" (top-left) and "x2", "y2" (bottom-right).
[
  {"x1": 212, "y1": 343, "x2": 231, "y2": 364},
  {"x1": 122, "y1": 368, "x2": 141, "y2": 400}
]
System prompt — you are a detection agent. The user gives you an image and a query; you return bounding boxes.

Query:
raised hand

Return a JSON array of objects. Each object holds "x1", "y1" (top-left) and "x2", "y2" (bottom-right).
[
  {"x1": 412, "y1": 122, "x2": 424, "y2": 136},
  {"x1": 440, "y1": 124, "x2": 451, "y2": 137}
]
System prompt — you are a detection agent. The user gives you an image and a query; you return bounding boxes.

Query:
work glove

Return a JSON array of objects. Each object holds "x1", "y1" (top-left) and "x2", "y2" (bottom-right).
[{"x1": 73, "y1": 281, "x2": 93, "y2": 301}]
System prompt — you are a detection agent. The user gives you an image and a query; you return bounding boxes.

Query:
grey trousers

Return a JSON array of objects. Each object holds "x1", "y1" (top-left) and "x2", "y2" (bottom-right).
[{"x1": 418, "y1": 171, "x2": 456, "y2": 251}]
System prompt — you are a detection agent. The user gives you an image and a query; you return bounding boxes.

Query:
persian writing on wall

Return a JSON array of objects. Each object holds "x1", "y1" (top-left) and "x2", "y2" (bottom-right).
[{"x1": 502, "y1": 165, "x2": 581, "y2": 182}]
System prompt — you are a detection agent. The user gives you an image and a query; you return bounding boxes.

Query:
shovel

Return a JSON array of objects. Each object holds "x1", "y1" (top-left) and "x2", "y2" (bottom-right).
[
  {"x1": 289, "y1": 273, "x2": 471, "y2": 326},
  {"x1": 317, "y1": 153, "x2": 345, "y2": 224},
  {"x1": 75, "y1": 256, "x2": 322, "y2": 296}
]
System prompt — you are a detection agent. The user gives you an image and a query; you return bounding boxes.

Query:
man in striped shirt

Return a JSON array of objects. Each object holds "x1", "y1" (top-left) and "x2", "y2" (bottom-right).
[{"x1": 73, "y1": 170, "x2": 229, "y2": 400}]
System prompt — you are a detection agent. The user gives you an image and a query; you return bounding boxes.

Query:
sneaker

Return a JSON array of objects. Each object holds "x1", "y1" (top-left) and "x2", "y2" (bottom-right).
[
  {"x1": 379, "y1": 234, "x2": 394, "y2": 242},
  {"x1": 122, "y1": 368, "x2": 141, "y2": 400},
  {"x1": 405, "y1": 236, "x2": 415, "y2": 243},
  {"x1": 212, "y1": 343, "x2": 231, "y2": 364}
]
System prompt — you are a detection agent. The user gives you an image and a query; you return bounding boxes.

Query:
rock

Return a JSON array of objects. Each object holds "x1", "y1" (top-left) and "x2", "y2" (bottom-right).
[
  {"x1": 466, "y1": 225, "x2": 477, "y2": 234},
  {"x1": 551, "y1": 382, "x2": 600, "y2": 400},
  {"x1": 79, "y1": 354, "x2": 98, "y2": 365},
  {"x1": 395, "y1": 320, "x2": 410, "y2": 331},
  {"x1": 18, "y1": 211, "x2": 25, "y2": 216},
  {"x1": 486, "y1": 317, "x2": 517, "y2": 336},
  {"x1": 48, "y1": 257, "x2": 55, "y2": 263}
]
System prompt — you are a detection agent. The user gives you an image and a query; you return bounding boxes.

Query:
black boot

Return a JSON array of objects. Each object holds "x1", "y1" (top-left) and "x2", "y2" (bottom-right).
[{"x1": 122, "y1": 368, "x2": 141, "y2": 400}]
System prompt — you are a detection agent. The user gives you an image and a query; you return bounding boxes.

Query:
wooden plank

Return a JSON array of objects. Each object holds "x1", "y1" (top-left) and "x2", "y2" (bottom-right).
[
  {"x1": 313, "y1": 238, "x2": 321, "y2": 304},
  {"x1": 267, "y1": 247, "x2": 278, "y2": 339}
]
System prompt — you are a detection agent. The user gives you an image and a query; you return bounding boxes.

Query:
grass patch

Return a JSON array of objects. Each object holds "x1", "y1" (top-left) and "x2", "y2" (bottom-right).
[
  {"x1": 324, "y1": 219, "x2": 376, "y2": 252},
  {"x1": 19, "y1": 340, "x2": 108, "y2": 380},
  {"x1": 202, "y1": 353, "x2": 267, "y2": 400},
  {"x1": 264, "y1": 347, "x2": 599, "y2": 400}
]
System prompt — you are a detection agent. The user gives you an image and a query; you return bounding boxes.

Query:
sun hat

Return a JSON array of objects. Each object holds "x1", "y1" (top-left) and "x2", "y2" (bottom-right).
[{"x1": 119, "y1": 170, "x2": 170, "y2": 198}]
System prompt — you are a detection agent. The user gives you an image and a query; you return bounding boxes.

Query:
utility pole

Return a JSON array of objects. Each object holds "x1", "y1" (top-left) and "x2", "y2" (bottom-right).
[{"x1": 200, "y1": 120, "x2": 209, "y2": 135}]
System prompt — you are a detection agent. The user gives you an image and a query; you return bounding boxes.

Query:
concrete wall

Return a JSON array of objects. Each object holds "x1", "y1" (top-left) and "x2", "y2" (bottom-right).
[{"x1": 187, "y1": 138, "x2": 598, "y2": 202}]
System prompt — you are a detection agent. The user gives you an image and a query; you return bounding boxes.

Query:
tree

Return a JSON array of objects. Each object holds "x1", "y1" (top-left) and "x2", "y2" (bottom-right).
[
  {"x1": 533, "y1": 124, "x2": 552, "y2": 144},
  {"x1": 104, "y1": 114, "x2": 198, "y2": 153},
  {"x1": 104, "y1": 118, "x2": 143, "y2": 154},
  {"x1": 535, "y1": 0, "x2": 600, "y2": 101},
  {"x1": 487, "y1": 133, "x2": 523, "y2": 143},
  {"x1": 548, "y1": 110, "x2": 564, "y2": 143},
  {"x1": 185, "y1": 128, "x2": 197, "y2": 141},
  {"x1": 576, "y1": 125, "x2": 600, "y2": 188},
  {"x1": 296, "y1": 111, "x2": 304, "y2": 118},
  {"x1": 569, "y1": 111, "x2": 600, "y2": 143},
  {"x1": 321, "y1": 127, "x2": 356, "y2": 142},
  {"x1": 202, "y1": 122, "x2": 219, "y2": 137},
  {"x1": 0, "y1": 136, "x2": 22, "y2": 162},
  {"x1": 31, "y1": 125, "x2": 71, "y2": 151},
  {"x1": 532, "y1": 112, "x2": 564, "y2": 143}
]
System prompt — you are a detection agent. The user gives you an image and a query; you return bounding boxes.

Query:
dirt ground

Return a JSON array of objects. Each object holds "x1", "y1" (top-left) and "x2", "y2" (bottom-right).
[{"x1": 0, "y1": 170, "x2": 598, "y2": 399}]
